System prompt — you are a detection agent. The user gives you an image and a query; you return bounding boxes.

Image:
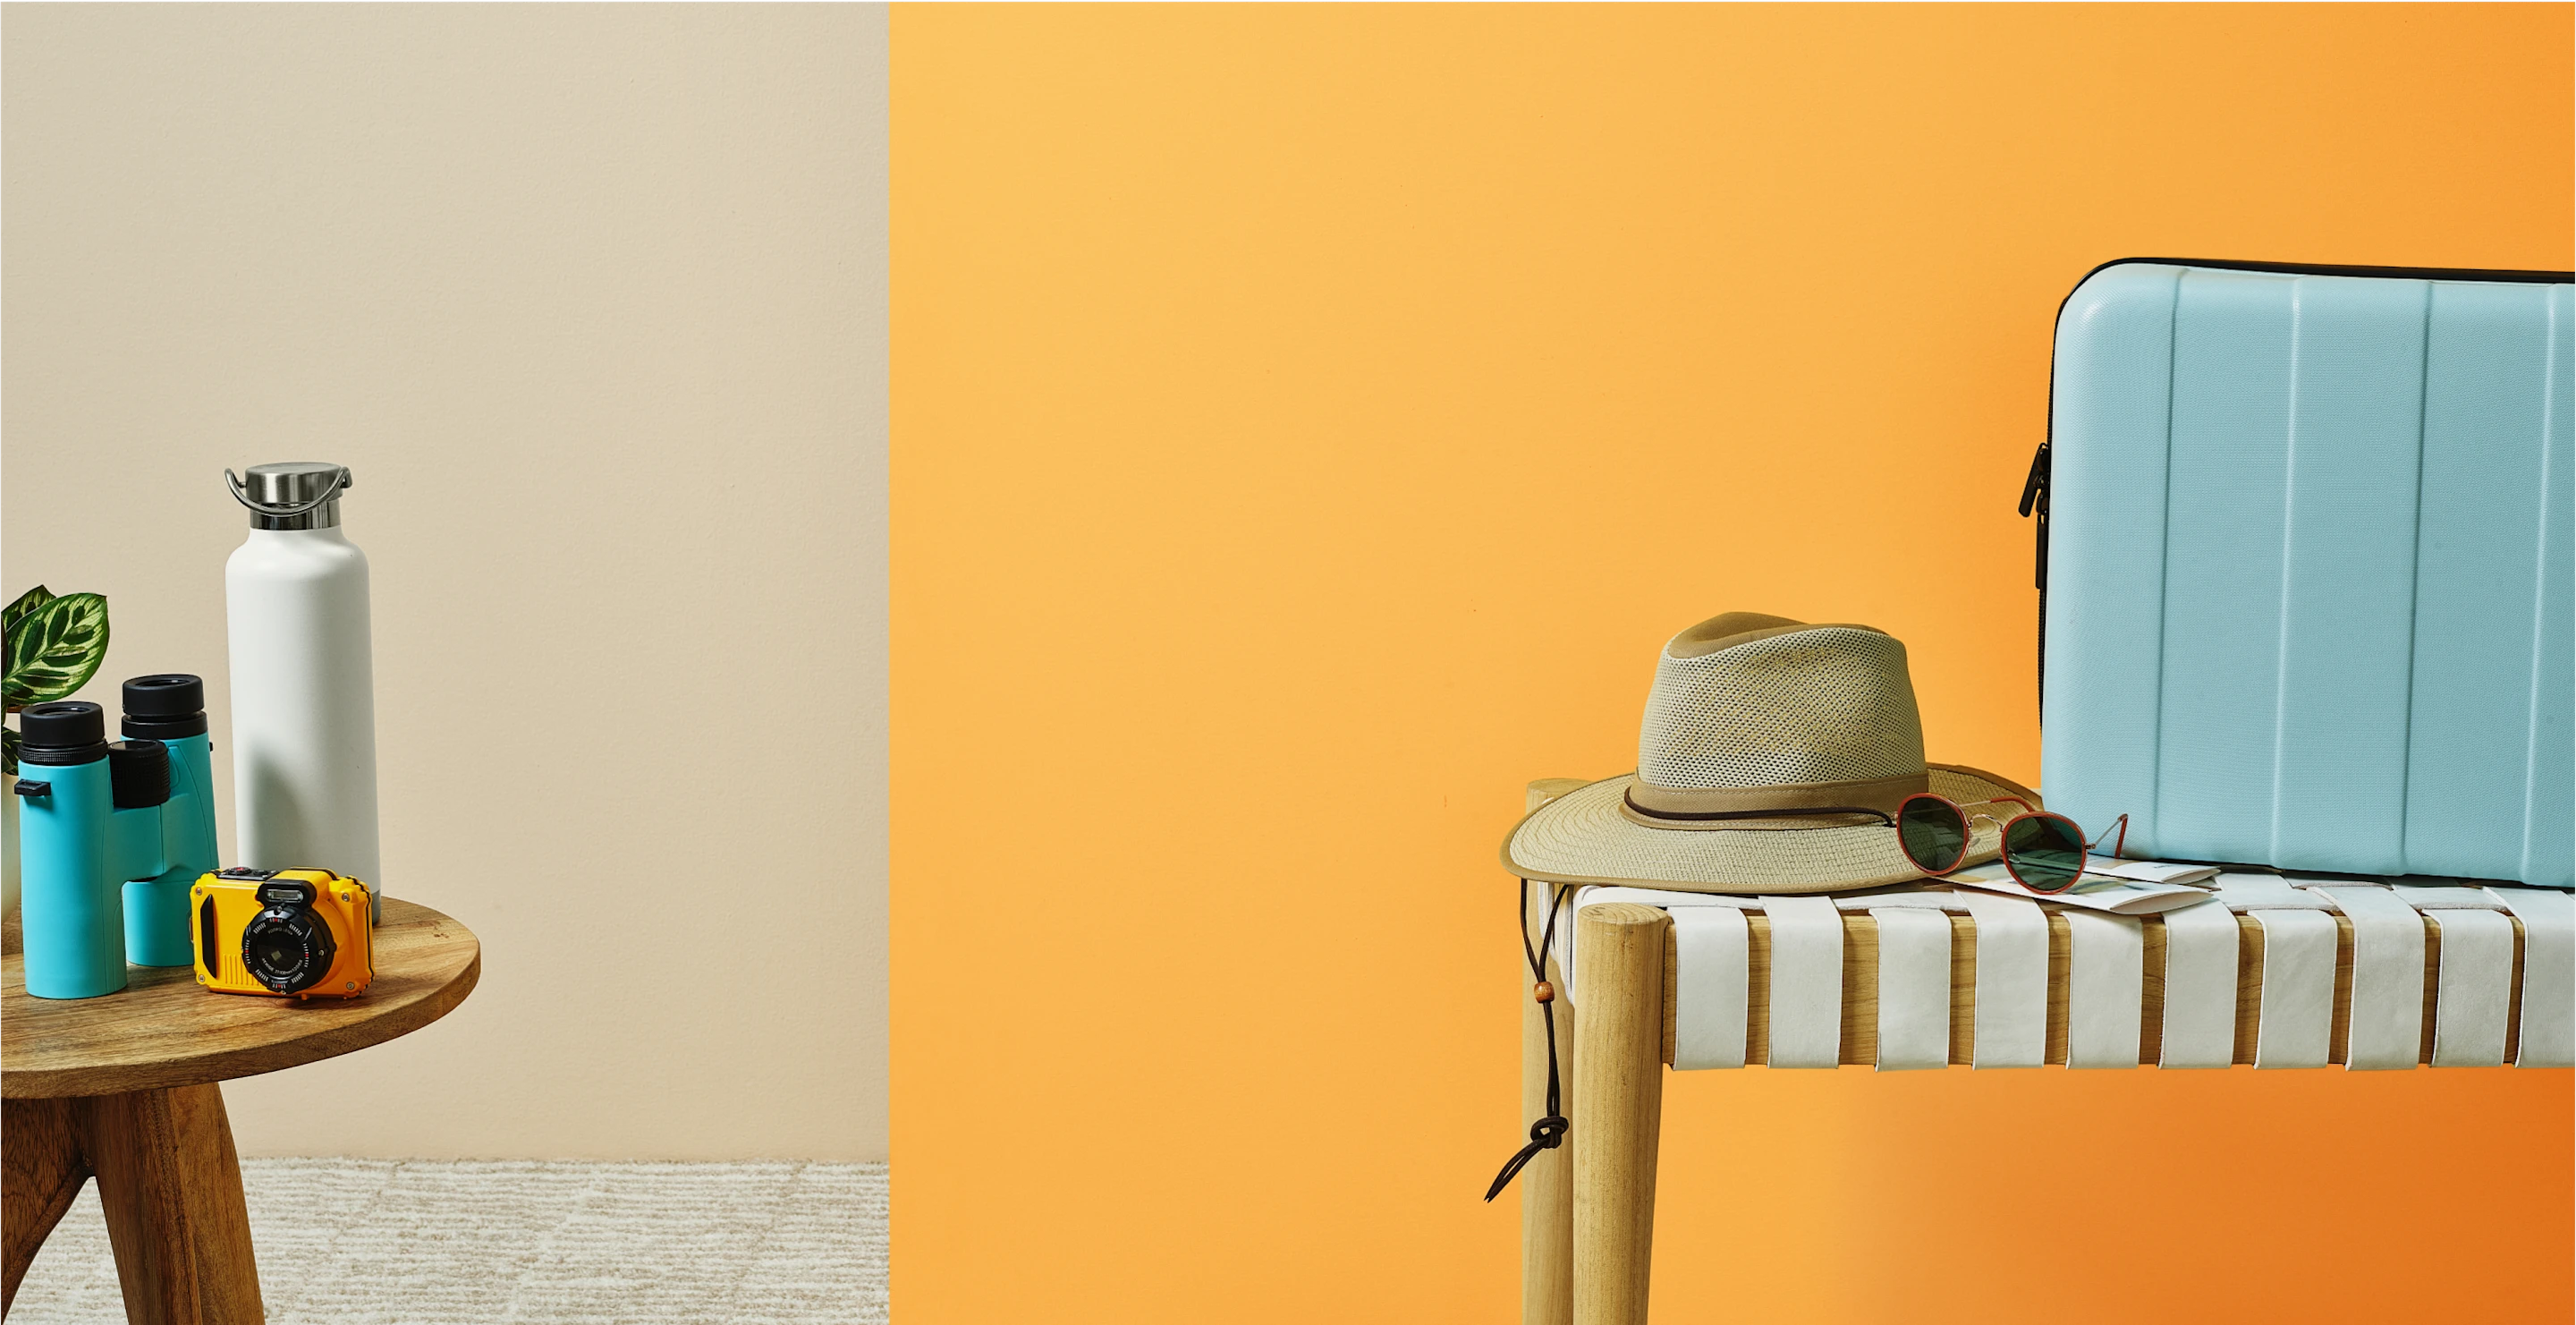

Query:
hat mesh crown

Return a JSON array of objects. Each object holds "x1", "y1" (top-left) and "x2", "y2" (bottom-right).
[{"x1": 1637, "y1": 626, "x2": 1927, "y2": 791}]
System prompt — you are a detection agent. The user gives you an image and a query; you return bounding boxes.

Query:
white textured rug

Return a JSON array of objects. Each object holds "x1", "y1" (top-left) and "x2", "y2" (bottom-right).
[{"x1": 8, "y1": 1159, "x2": 888, "y2": 1324}]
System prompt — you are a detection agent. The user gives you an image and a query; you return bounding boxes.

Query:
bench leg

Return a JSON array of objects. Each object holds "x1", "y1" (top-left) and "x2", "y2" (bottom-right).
[
  {"x1": 1522, "y1": 882, "x2": 1574, "y2": 1325},
  {"x1": 1572, "y1": 903, "x2": 1668, "y2": 1325}
]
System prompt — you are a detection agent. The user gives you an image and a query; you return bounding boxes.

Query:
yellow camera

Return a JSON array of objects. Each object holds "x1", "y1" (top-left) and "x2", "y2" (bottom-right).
[{"x1": 191, "y1": 868, "x2": 374, "y2": 999}]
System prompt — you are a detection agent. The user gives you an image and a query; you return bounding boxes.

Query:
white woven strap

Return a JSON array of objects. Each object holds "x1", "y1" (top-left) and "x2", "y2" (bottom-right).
[
  {"x1": 1955, "y1": 893, "x2": 2046, "y2": 1068},
  {"x1": 2391, "y1": 884, "x2": 2509, "y2": 911},
  {"x1": 2428, "y1": 908, "x2": 2514, "y2": 1068},
  {"x1": 2310, "y1": 887, "x2": 2428, "y2": 1071},
  {"x1": 2250, "y1": 909, "x2": 2338, "y2": 1068},
  {"x1": 2157, "y1": 899, "x2": 2240, "y2": 1067},
  {"x1": 2213, "y1": 872, "x2": 2335, "y2": 911},
  {"x1": 1758, "y1": 896, "x2": 1843, "y2": 1068},
  {"x1": 1670, "y1": 906, "x2": 1750, "y2": 1071},
  {"x1": 2487, "y1": 888, "x2": 2573, "y2": 1068},
  {"x1": 2063, "y1": 912, "x2": 2144, "y2": 1068},
  {"x1": 1597, "y1": 878, "x2": 2569, "y2": 1074},
  {"x1": 1866, "y1": 907, "x2": 1950, "y2": 1071}
]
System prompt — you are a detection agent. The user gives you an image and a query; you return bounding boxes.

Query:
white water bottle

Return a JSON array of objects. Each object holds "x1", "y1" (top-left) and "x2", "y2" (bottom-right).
[{"x1": 225, "y1": 463, "x2": 383, "y2": 922}]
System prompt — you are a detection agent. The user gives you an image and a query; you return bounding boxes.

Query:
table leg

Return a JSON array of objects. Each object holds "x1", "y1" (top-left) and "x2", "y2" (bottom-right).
[
  {"x1": 3, "y1": 1097, "x2": 90, "y2": 1313},
  {"x1": 1572, "y1": 903, "x2": 1668, "y2": 1325},
  {"x1": 86, "y1": 1084, "x2": 265, "y2": 1325},
  {"x1": 0, "y1": 1085, "x2": 263, "y2": 1325}
]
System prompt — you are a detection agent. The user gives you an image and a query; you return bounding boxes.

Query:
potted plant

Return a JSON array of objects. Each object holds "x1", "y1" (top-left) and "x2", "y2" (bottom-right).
[{"x1": 2, "y1": 586, "x2": 112, "y2": 922}]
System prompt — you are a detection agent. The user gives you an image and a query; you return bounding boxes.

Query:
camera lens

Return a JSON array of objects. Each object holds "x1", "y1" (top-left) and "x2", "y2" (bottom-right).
[
  {"x1": 240, "y1": 905, "x2": 336, "y2": 995},
  {"x1": 248, "y1": 929, "x2": 301, "y2": 975}
]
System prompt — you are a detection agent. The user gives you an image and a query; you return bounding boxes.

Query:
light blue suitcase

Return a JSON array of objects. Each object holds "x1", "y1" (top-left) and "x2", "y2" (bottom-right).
[{"x1": 2031, "y1": 259, "x2": 2574, "y2": 888}]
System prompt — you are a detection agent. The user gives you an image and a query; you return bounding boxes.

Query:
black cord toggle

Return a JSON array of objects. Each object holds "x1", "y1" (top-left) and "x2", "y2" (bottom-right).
[{"x1": 1483, "y1": 1113, "x2": 1569, "y2": 1202}]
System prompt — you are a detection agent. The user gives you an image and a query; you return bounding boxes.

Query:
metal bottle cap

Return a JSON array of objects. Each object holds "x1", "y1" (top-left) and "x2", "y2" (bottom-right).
[{"x1": 226, "y1": 462, "x2": 353, "y2": 530}]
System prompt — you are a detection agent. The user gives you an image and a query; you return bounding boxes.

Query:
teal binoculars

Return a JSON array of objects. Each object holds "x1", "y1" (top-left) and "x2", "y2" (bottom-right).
[{"x1": 12, "y1": 676, "x2": 222, "y2": 999}]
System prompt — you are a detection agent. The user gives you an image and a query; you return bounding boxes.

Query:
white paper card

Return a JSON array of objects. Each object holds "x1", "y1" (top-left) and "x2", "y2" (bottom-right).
[
  {"x1": 1671, "y1": 906, "x2": 1750, "y2": 1071},
  {"x1": 2486, "y1": 888, "x2": 2574, "y2": 1068},
  {"x1": 2429, "y1": 908, "x2": 2513, "y2": 1068},
  {"x1": 1945, "y1": 862, "x2": 2213, "y2": 915},
  {"x1": 1957, "y1": 892, "x2": 2046, "y2": 1068},
  {"x1": 1759, "y1": 896, "x2": 1843, "y2": 1069},
  {"x1": 1868, "y1": 907, "x2": 1950, "y2": 1071},
  {"x1": 2251, "y1": 909, "x2": 2337, "y2": 1068},
  {"x1": 2158, "y1": 899, "x2": 2241, "y2": 1068},
  {"x1": 2313, "y1": 887, "x2": 2428, "y2": 1071},
  {"x1": 2063, "y1": 911, "x2": 2145, "y2": 1068},
  {"x1": 2085, "y1": 859, "x2": 2221, "y2": 887}
]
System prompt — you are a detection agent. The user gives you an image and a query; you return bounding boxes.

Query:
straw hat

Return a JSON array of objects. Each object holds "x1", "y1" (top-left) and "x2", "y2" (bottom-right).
[{"x1": 1504, "y1": 612, "x2": 2040, "y2": 894}]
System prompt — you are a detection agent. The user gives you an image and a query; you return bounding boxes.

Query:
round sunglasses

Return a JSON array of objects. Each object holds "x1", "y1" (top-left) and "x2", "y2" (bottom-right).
[{"x1": 1894, "y1": 793, "x2": 2129, "y2": 894}]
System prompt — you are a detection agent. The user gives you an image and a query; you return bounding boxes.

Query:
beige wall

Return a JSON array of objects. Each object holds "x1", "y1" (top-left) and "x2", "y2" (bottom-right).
[{"x1": 2, "y1": 4, "x2": 887, "y2": 1160}]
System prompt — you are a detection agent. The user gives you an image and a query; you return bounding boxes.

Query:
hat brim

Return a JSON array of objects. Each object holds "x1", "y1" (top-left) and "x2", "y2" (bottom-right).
[{"x1": 1502, "y1": 763, "x2": 2043, "y2": 894}]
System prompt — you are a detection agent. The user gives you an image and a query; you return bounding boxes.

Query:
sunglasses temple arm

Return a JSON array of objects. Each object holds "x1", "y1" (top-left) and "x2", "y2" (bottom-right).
[{"x1": 2085, "y1": 813, "x2": 2130, "y2": 860}]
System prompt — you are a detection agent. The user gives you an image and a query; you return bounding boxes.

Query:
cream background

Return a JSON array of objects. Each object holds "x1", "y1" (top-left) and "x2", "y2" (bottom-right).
[{"x1": 2, "y1": 4, "x2": 888, "y2": 1160}]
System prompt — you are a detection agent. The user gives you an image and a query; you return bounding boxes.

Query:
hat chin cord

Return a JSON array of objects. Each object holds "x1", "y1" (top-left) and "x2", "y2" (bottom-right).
[{"x1": 1485, "y1": 878, "x2": 1571, "y2": 1202}]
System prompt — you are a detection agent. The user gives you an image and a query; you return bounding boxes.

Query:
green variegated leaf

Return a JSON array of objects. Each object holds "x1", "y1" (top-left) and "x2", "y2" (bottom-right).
[
  {"x1": 2, "y1": 725, "x2": 17, "y2": 776},
  {"x1": 4, "y1": 591, "x2": 109, "y2": 708},
  {"x1": 3, "y1": 586, "x2": 54, "y2": 636}
]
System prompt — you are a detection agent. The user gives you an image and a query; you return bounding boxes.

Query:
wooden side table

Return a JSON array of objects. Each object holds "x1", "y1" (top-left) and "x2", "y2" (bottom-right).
[{"x1": 1, "y1": 897, "x2": 479, "y2": 1324}]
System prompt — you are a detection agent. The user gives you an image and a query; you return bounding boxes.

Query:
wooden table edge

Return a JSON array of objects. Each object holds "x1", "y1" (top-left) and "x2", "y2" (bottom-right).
[
  {"x1": 1, "y1": 941, "x2": 480, "y2": 1100},
  {"x1": 0, "y1": 891, "x2": 481, "y2": 1098}
]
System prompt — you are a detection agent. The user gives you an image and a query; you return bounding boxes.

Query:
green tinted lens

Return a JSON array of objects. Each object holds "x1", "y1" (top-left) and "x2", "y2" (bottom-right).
[
  {"x1": 1897, "y1": 796, "x2": 1968, "y2": 873},
  {"x1": 2004, "y1": 815, "x2": 2086, "y2": 892}
]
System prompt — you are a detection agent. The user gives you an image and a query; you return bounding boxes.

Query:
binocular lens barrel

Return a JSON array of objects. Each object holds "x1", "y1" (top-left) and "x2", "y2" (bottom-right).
[{"x1": 108, "y1": 740, "x2": 172, "y2": 810}]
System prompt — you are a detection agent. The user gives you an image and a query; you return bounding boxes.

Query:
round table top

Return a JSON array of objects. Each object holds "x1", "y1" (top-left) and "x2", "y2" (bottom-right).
[{"x1": 2, "y1": 896, "x2": 479, "y2": 1099}]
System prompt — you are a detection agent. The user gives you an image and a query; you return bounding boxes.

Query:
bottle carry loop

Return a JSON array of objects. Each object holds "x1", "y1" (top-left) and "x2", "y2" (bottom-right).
[{"x1": 225, "y1": 466, "x2": 352, "y2": 519}]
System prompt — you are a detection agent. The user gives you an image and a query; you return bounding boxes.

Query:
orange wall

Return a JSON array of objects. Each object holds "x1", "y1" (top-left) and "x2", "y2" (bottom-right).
[{"x1": 892, "y1": 6, "x2": 2572, "y2": 1321}]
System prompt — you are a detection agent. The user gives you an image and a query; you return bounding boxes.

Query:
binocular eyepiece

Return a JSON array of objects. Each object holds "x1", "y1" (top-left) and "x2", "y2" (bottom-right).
[
  {"x1": 13, "y1": 676, "x2": 222, "y2": 999},
  {"x1": 16, "y1": 699, "x2": 175, "y2": 809},
  {"x1": 121, "y1": 674, "x2": 211, "y2": 739},
  {"x1": 17, "y1": 700, "x2": 110, "y2": 765}
]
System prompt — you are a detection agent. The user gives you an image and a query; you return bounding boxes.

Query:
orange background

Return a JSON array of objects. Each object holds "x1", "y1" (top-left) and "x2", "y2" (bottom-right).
[{"x1": 892, "y1": 6, "x2": 2572, "y2": 1322}]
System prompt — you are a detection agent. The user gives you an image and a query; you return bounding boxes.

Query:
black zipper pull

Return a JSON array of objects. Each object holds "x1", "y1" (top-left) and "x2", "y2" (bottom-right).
[
  {"x1": 2023, "y1": 437, "x2": 2053, "y2": 714},
  {"x1": 2018, "y1": 441, "x2": 2050, "y2": 518}
]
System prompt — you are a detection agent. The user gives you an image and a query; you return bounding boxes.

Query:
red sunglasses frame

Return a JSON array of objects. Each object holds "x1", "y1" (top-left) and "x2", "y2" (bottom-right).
[{"x1": 1894, "y1": 793, "x2": 2125, "y2": 895}]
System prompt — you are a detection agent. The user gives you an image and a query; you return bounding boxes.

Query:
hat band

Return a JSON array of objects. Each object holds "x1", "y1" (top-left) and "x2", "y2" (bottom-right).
[
  {"x1": 1620, "y1": 790, "x2": 1896, "y2": 832},
  {"x1": 1624, "y1": 770, "x2": 1929, "y2": 819}
]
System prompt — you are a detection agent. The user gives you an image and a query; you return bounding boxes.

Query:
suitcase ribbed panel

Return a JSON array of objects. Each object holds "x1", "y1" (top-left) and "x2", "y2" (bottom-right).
[{"x1": 2044, "y1": 263, "x2": 2574, "y2": 888}]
